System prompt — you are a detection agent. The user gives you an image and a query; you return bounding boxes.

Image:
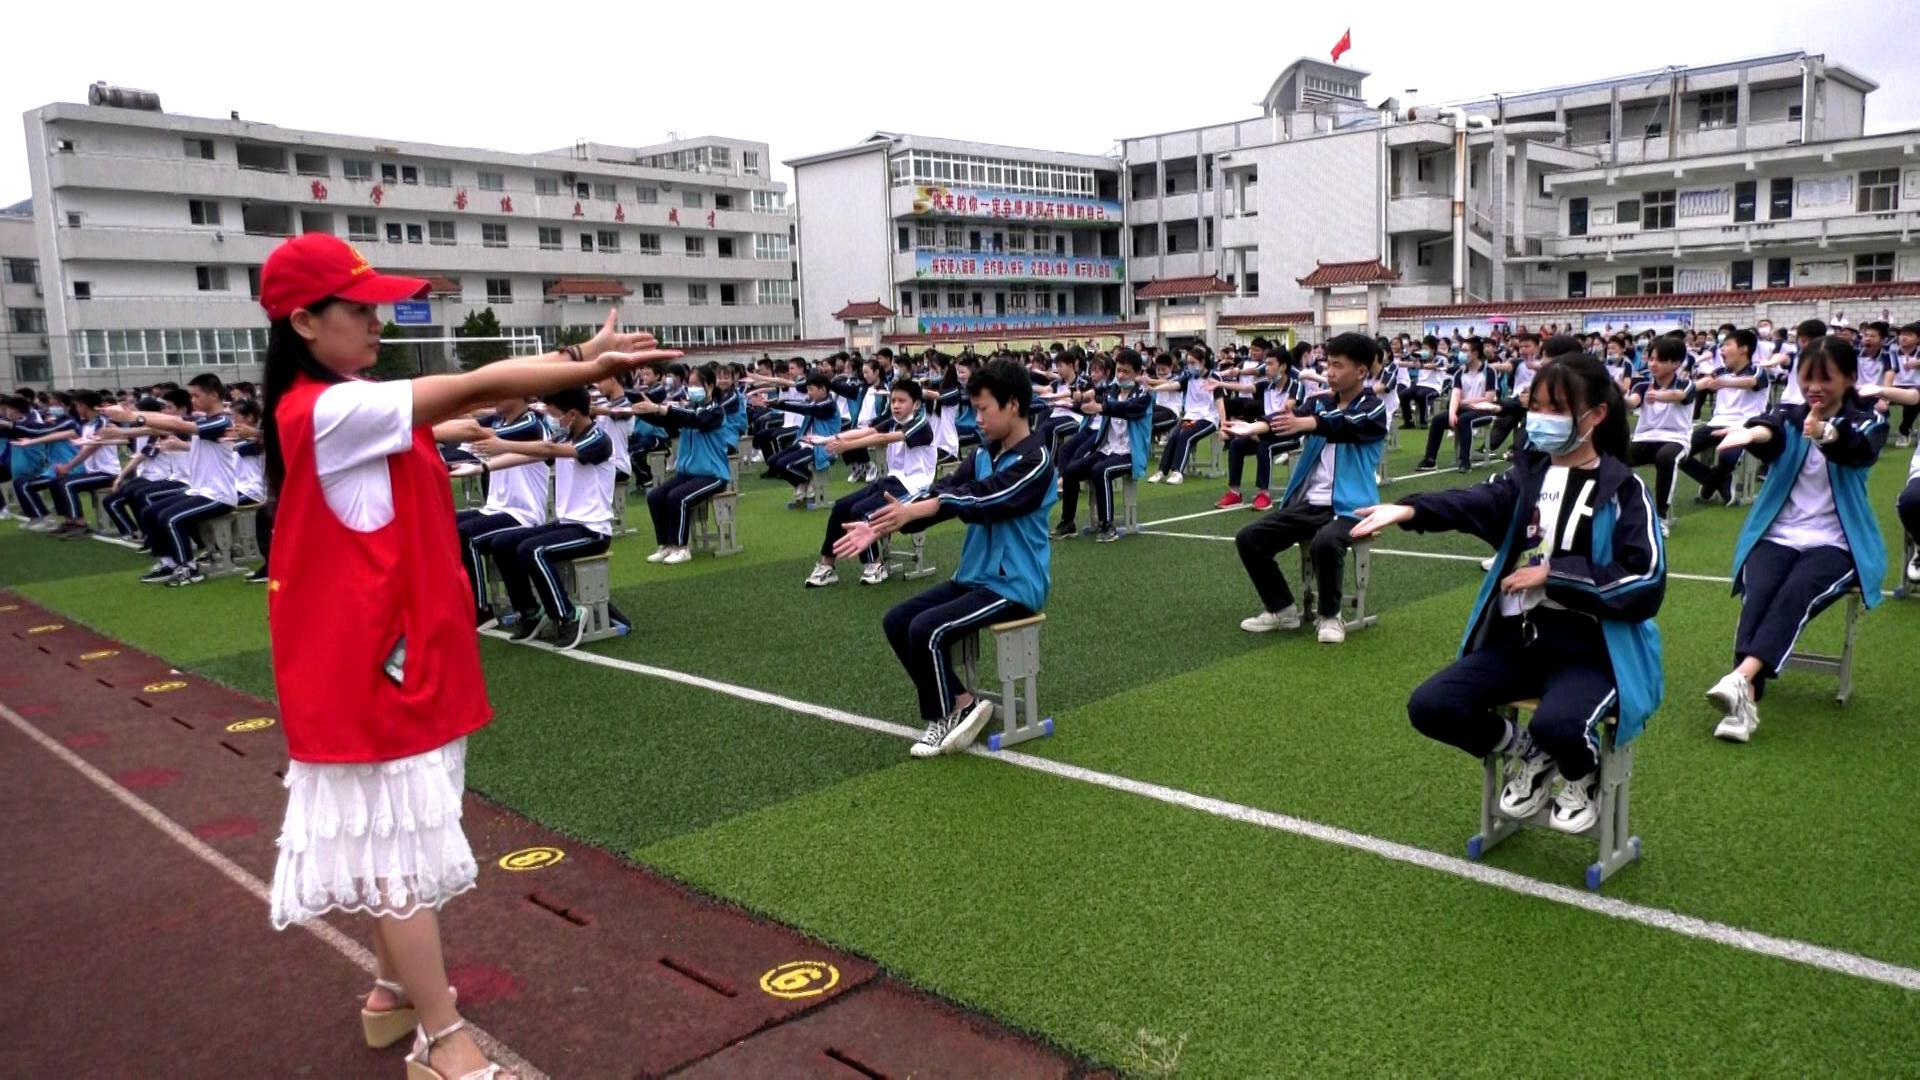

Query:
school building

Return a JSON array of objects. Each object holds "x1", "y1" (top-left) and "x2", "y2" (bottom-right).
[{"x1": 17, "y1": 84, "x2": 798, "y2": 387}]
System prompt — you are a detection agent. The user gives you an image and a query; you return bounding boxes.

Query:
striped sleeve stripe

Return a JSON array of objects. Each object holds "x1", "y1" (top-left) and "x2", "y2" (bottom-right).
[
  {"x1": 938, "y1": 447, "x2": 1052, "y2": 509},
  {"x1": 1548, "y1": 477, "x2": 1665, "y2": 596}
]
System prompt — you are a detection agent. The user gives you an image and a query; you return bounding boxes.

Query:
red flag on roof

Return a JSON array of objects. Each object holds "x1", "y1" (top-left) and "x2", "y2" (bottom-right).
[{"x1": 1331, "y1": 28, "x2": 1351, "y2": 63}]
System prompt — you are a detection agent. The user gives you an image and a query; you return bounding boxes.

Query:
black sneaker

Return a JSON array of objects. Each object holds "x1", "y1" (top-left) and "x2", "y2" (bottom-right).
[
  {"x1": 507, "y1": 614, "x2": 544, "y2": 642},
  {"x1": 1094, "y1": 526, "x2": 1120, "y2": 543},
  {"x1": 245, "y1": 567, "x2": 269, "y2": 584},
  {"x1": 140, "y1": 564, "x2": 176, "y2": 583},
  {"x1": 165, "y1": 564, "x2": 204, "y2": 588},
  {"x1": 1051, "y1": 521, "x2": 1079, "y2": 540},
  {"x1": 553, "y1": 605, "x2": 588, "y2": 650},
  {"x1": 1415, "y1": 459, "x2": 1437, "y2": 471},
  {"x1": 55, "y1": 523, "x2": 92, "y2": 540},
  {"x1": 475, "y1": 606, "x2": 499, "y2": 630}
]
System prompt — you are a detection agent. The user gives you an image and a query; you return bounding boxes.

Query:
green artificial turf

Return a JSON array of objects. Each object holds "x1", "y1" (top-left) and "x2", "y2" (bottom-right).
[{"x1": 5, "y1": 437, "x2": 1918, "y2": 1074}]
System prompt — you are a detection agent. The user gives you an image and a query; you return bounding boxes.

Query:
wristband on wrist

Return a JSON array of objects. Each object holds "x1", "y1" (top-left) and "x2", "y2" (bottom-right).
[{"x1": 563, "y1": 344, "x2": 584, "y2": 363}]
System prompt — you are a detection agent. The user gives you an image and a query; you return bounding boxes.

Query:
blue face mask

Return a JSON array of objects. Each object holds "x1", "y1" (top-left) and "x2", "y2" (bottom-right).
[
  {"x1": 686, "y1": 387, "x2": 708, "y2": 404},
  {"x1": 1116, "y1": 378, "x2": 1136, "y2": 389},
  {"x1": 1524, "y1": 411, "x2": 1587, "y2": 455},
  {"x1": 1455, "y1": 350, "x2": 1469, "y2": 362},
  {"x1": 1417, "y1": 349, "x2": 1432, "y2": 360}
]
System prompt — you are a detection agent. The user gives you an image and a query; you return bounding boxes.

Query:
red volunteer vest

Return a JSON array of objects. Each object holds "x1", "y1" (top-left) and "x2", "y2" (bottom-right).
[{"x1": 268, "y1": 376, "x2": 491, "y2": 763}]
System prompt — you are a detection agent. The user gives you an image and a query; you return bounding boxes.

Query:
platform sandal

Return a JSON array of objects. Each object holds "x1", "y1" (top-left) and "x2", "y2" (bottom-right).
[
  {"x1": 406, "y1": 1018, "x2": 506, "y2": 1080},
  {"x1": 362, "y1": 979, "x2": 455, "y2": 1049}
]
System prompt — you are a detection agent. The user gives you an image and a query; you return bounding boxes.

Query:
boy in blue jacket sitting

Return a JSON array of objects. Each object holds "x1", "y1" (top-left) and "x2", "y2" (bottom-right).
[{"x1": 834, "y1": 358, "x2": 1058, "y2": 759}]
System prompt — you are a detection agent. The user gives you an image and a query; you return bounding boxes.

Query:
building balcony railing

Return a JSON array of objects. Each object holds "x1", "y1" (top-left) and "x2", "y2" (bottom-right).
[{"x1": 1544, "y1": 208, "x2": 1920, "y2": 258}]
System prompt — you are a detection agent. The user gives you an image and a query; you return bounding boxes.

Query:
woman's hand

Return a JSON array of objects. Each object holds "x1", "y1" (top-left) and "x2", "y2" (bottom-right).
[
  {"x1": 1349, "y1": 503, "x2": 1414, "y2": 539},
  {"x1": 580, "y1": 309, "x2": 656, "y2": 364}
]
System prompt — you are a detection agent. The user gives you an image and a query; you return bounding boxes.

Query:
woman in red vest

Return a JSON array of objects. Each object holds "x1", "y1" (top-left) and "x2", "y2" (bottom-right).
[{"x1": 256, "y1": 235, "x2": 676, "y2": 1080}]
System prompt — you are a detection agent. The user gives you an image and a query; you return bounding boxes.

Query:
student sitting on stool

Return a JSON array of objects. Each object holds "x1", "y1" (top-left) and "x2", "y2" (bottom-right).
[
  {"x1": 805, "y1": 378, "x2": 936, "y2": 587},
  {"x1": 1678, "y1": 329, "x2": 1772, "y2": 505},
  {"x1": 1624, "y1": 336, "x2": 1695, "y2": 536},
  {"x1": 1707, "y1": 337, "x2": 1886, "y2": 743},
  {"x1": 1354, "y1": 353, "x2": 1665, "y2": 833},
  {"x1": 1235, "y1": 333, "x2": 1386, "y2": 645},
  {"x1": 832, "y1": 359, "x2": 1056, "y2": 760},
  {"x1": 1215, "y1": 352, "x2": 1306, "y2": 512},
  {"x1": 104, "y1": 373, "x2": 239, "y2": 587},
  {"x1": 1053, "y1": 349, "x2": 1153, "y2": 543},
  {"x1": 757, "y1": 370, "x2": 843, "y2": 506},
  {"x1": 1417, "y1": 344, "x2": 1499, "y2": 473},
  {"x1": 1870, "y1": 383, "x2": 1920, "y2": 585},
  {"x1": 1144, "y1": 345, "x2": 1221, "y2": 485},
  {"x1": 463, "y1": 387, "x2": 617, "y2": 651},
  {"x1": 631, "y1": 363, "x2": 732, "y2": 565},
  {"x1": 440, "y1": 396, "x2": 550, "y2": 625}
]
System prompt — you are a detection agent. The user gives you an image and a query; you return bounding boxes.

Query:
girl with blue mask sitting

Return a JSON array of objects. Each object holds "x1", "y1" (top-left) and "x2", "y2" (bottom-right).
[{"x1": 1354, "y1": 354, "x2": 1666, "y2": 834}]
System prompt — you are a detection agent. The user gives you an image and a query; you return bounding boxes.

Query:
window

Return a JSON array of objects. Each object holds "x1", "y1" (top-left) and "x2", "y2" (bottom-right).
[
  {"x1": 687, "y1": 284, "x2": 709, "y2": 306},
  {"x1": 1617, "y1": 198, "x2": 1641, "y2": 225},
  {"x1": 1642, "y1": 190, "x2": 1675, "y2": 231},
  {"x1": 424, "y1": 166, "x2": 452, "y2": 188},
  {"x1": 428, "y1": 220, "x2": 456, "y2": 245},
  {"x1": 1615, "y1": 273, "x2": 1640, "y2": 296},
  {"x1": 486, "y1": 278, "x2": 512, "y2": 304},
  {"x1": 1733, "y1": 181, "x2": 1757, "y2": 223},
  {"x1": 636, "y1": 186, "x2": 658, "y2": 204},
  {"x1": 719, "y1": 284, "x2": 738, "y2": 306},
  {"x1": 682, "y1": 191, "x2": 703, "y2": 209},
  {"x1": 1244, "y1": 272, "x2": 1259, "y2": 296},
  {"x1": 898, "y1": 226, "x2": 910, "y2": 253},
  {"x1": 1640, "y1": 265, "x2": 1674, "y2": 295},
  {"x1": 716, "y1": 237, "x2": 734, "y2": 258},
  {"x1": 743, "y1": 151, "x2": 760, "y2": 176},
  {"x1": 72, "y1": 281, "x2": 90, "y2": 300},
  {"x1": 1568, "y1": 197, "x2": 1588, "y2": 236},
  {"x1": 1769, "y1": 178, "x2": 1793, "y2": 220},
  {"x1": 755, "y1": 233, "x2": 790, "y2": 260},
  {"x1": 752, "y1": 190, "x2": 784, "y2": 213},
  {"x1": 477, "y1": 223, "x2": 505, "y2": 248},
  {"x1": 1788, "y1": 104, "x2": 1803, "y2": 123},
  {"x1": 185, "y1": 138, "x2": 215, "y2": 160},
  {"x1": 1416, "y1": 155, "x2": 1434, "y2": 183},
  {"x1": 1566, "y1": 270, "x2": 1588, "y2": 299},
  {"x1": 1854, "y1": 252, "x2": 1896, "y2": 284},
  {"x1": 1858, "y1": 169, "x2": 1900, "y2": 213},
  {"x1": 3, "y1": 258, "x2": 37, "y2": 285},
  {"x1": 1766, "y1": 257, "x2": 1792, "y2": 288},
  {"x1": 919, "y1": 291, "x2": 937, "y2": 312},
  {"x1": 348, "y1": 215, "x2": 378, "y2": 241},
  {"x1": 53, "y1": 138, "x2": 74, "y2": 153},
  {"x1": 574, "y1": 182, "x2": 591, "y2": 200},
  {"x1": 1730, "y1": 259, "x2": 1754, "y2": 291},
  {"x1": 381, "y1": 163, "x2": 399, "y2": 183},
  {"x1": 65, "y1": 211, "x2": 83, "y2": 228},
  {"x1": 195, "y1": 266, "x2": 229, "y2": 292},
  {"x1": 14, "y1": 355, "x2": 50, "y2": 384},
  {"x1": 295, "y1": 152, "x2": 329, "y2": 177},
  {"x1": 1470, "y1": 159, "x2": 1480, "y2": 189},
  {"x1": 537, "y1": 226, "x2": 561, "y2": 250},
  {"x1": 248, "y1": 266, "x2": 261, "y2": 299},
  {"x1": 579, "y1": 233, "x2": 593, "y2": 252},
  {"x1": 478, "y1": 171, "x2": 505, "y2": 192},
  {"x1": 638, "y1": 283, "x2": 663, "y2": 305},
  {"x1": 9, "y1": 307, "x2": 46, "y2": 333},
  {"x1": 535, "y1": 177, "x2": 560, "y2": 196},
  {"x1": 344, "y1": 159, "x2": 373, "y2": 181},
  {"x1": 757, "y1": 280, "x2": 791, "y2": 306},
  {"x1": 596, "y1": 230, "x2": 619, "y2": 252},
  {"x1": 592, "y1": 181, "x2": 617, "y2": 201},
  {"x1": 715, "y1": 193, "x2": 734, "y2": 212},
  {"x1": 401, "y1": 165, "x2": 418, "y2": 185},
  {"x1": 638, "y1": 232, "x2": 660, "y2": 255},
  {"x1": 405, "y1": 223, "x2": 423, "y2": 245},
  {"x1": 385, "y1": 222, "x2": 403, "y2": 244},
  {"x1": 685, "y1": 236, "x2": 705, "y2": 258},
  {"x1": 189, "y1": 199, "x2": 222, "y2": 226}
]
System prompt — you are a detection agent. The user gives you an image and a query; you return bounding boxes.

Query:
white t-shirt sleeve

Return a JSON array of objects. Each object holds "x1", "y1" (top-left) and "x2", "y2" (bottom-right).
[
  {"x1": 311, "y1": 380, "x2": 416, "y2": 533},
  {"x1": 313, "y1": 380, "x2": 415, "y2": 478}
]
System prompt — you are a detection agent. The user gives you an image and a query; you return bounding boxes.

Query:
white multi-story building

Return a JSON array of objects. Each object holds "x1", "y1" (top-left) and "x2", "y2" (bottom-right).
[
  {"x1": 1, "y1": 201, "x2": 48, "y2": 385},
  {"x1": 21, "y1": 85, "x2": 796, "y2": 386},
  {"x1": 787, "y1": 133, "x2": 1125, "y2": 341}
]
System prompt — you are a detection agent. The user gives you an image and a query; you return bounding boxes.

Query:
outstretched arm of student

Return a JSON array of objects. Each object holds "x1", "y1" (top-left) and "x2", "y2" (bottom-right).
[
  {"x1": 1349, "y1": 503, "x2": 1416, "y2": 539},
  {"x1": 409, "y1": 310, "x2": 682, "y2": 426},
  {"x1": 1718, "y1": 416, "x2": 1779, "y2": 460},
  {"x1": 927, "y1": 443, "x2": 1052, "y2": 525},
  {"x1": 1544, "y1": 481, "x2": 1667, "y2": 622},
  {"x1": 1814, "y1": 409, "x2": 1890, "y2": 469},
  {"x1": 1391, "y1": 470, "x2": 1522, "y2": 547},
  {"x1": 471, "y1": 436, "x2": 577, "y2": 461}
]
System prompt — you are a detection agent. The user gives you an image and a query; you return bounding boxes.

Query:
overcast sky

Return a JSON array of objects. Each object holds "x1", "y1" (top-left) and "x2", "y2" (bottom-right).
[{"x1": 5, "y1": 0, "x2": 1917, "y2": 208}]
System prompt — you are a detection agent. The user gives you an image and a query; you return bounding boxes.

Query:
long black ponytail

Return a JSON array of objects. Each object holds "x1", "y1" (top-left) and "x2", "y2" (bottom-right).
[
  {"x1": 1528, "y1": 353, "x2": 1630, "y2": 461},
  {"x1": 260, "y1": 297, "x2": 344, "y2": 500}
]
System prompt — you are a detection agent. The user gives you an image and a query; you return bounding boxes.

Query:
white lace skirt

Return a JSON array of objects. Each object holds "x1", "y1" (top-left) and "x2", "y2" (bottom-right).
[{"x1": 269, "y1": 737, "x2": 478, "y2": 930}]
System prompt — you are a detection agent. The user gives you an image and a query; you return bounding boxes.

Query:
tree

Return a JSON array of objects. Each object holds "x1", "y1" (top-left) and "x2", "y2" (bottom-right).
[
  {"x1": 368, "y1": 321, "x2": 417, "y2": 381},
  {"x1": 555, "y1": 324, "x2": 593, "y2": 349},
  {"x1": 455, "y1": 308, "x2": 510, "y2": 371}
]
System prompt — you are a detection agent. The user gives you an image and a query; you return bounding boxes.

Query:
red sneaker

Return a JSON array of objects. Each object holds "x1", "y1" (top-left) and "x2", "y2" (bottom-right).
[
  {"x1": 1251, "y1": 491, "x2": 1273, "y2": 511},
  {"x1": 1214, "y1": 490, "x2": 1243, "y2": 509}
]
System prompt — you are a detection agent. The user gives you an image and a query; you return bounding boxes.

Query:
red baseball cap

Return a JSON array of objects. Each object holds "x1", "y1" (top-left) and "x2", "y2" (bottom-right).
[{"x1": 258, "y1": 233, "x2": 429, "y2": 320}]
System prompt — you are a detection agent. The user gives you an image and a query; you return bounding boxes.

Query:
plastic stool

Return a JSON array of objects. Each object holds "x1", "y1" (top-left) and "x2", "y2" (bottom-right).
[
  {"x1": 1297, "y1": 535, "x2": 1378, "y2": 632},
  {"x1": 691, "y1": 490, "x2": 743, "y2": 557},
  {"x1": 1469, "y1": 699, "x2": 1640, "y2": 890},
  {"x1": 957, "y1": 614, "x2": 1052, "y2": 751},
  {"x1": 555, "y1": 554, "x2": 625, "y2": 645}
]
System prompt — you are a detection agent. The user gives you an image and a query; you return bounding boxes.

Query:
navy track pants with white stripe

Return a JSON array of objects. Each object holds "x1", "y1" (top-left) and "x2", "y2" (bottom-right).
[{"x1": 881, "y1": 579, "x2": 1033, "y2": 722}]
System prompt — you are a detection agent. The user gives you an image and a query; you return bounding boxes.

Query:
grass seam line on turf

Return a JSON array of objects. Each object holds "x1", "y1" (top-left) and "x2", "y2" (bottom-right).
[
  {"x1": 511, "y1": 644, "x2": 1920, "y2": 994},
  {"x1": 0, "y1": 701, "x2": 550, "y2": 1080}
]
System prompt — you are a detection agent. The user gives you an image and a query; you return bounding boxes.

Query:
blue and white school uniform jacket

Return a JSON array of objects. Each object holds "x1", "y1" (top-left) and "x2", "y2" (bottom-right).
[
  {"x1": 626, "y1": 387, "x2": 670, "y2": 447},
  {"x1": 718, "y1": 388, "x2": 749, "y2": 444},
  {"x1": 1277, "y1": 390, "x2": 1387, "y2": 520},
  {"x1": 1402, "y1": 452, "x2": 1667, "y2": 745},
  {"x1": 768, "y1": 394, "x2": 843, "y2": 469},
  {"x1": 1732, "y1": 400, "x2": 1888, "y2": 607},
  {"x1": 650, "y1": 397, "x2": 732, "y2": 482},
  {"x1": 1095, "y1": 384, "x2": 1155, "y2": 478},
  {"x1": 910, "y1": 429, "x2": 1058, "y2": 613}
]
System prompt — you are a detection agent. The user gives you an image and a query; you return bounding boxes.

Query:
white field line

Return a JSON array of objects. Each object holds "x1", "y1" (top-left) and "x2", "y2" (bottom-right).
[{"x1": 1138, "y1": 530, "x2": 1735, "y2": 584}]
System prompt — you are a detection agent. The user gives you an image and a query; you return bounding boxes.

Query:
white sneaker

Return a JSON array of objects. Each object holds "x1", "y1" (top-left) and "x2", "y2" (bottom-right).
[
  {"x1": 859, "y1": 562, "x2": 889, "y2": 585},
  {"x1": 1548, "y1": 774, "x2": 1600, "y2": 833},
  {"x1": 1659, "y1": 517, "x2": 1672, "y2": 538},
  {"x1": 1165, "y1": 471, "x2": 1185, "y2": 485},
  {"x1": 663, "y1": 546, "x2": 692, "y2": 565},
  {"x1": 939, "y1": 698, "x2": 994, "y2": 755},
  {"x1": 1907, "y1": 553, "x2": 1920, "y2": 585},
  {"x1": 1239, "y1": 605, "x2": 1302, "y2": 633},
  {"x1": 1316, "y1": 617, "x2": 1346, "y2": 644},
  {"x1": 1147, "y1": 471, "x2": 1164, "y2": 483},
  {"x1": 1498, "y1": 749, "x2": 1559, "y2": 818},
  {"x1": 26, "y1": 517, "x2": 60, "y2": 533},
  {"x1": 1479, "y1": 555, "x2": 1496, "y2": 571},
  {"x1": 749, "y1": 450, "x2": 764, "y2": 464},
  {"x1": 1705, "y1": 670, "x2": 1752, "y2": 728},
  {"x1": 909, "y1": 715, "x2": 952, "y2": 759},
  {"x1": 804, "y1": 564, "x2": 839, "y2": 588},
  {"x1": 646, "y1": 545, "x2": 672, "y2": 563}
]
